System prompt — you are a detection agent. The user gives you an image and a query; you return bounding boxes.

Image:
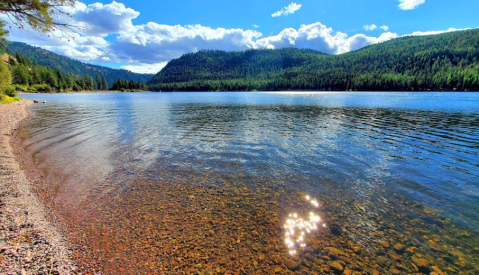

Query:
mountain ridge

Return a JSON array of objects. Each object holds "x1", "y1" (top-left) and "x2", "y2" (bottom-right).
[
  {"x1": 6, "y1": 42, "x2": 153, "y2": 87},
  {"x1": 148, "y1": 29, "x2": 479, "y2": 91}
]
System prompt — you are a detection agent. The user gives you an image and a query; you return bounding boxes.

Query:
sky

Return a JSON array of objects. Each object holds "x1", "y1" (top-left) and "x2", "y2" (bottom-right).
[{"x1": 2, "y1": 0, "x2": 479, "y2": 74}]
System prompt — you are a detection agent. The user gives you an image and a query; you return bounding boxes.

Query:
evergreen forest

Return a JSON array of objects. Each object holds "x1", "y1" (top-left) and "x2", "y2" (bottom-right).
[
  {"x1": 148, "y1": 29, "x2": 479, "y2": 91},
  {"x1": 6, "y1": 42, "x2": 153, "y2": 87}
]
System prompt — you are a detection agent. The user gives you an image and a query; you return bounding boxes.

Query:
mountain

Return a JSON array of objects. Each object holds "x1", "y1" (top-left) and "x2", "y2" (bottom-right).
[
  {"x1": 148, "y1": 29, "x2": 479, "y2": 91},
  {"x1": 6, "y1": 42, "x2": 153, "y2": 87}
]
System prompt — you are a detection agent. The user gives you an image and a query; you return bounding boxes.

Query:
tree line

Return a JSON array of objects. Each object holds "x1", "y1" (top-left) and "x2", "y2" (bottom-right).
[
  {"x1": 0, "y1": 49, "x2": 148, "y2": 99},
  {"x1": 148, "y1": 29, "x2": 479, "y2": 92},
  {"x1": 6, "y1": 52, "x2": 109, "y2": 92},
  {"x1": 6, "y1": 42, "x2": 153, "y2": 88}
]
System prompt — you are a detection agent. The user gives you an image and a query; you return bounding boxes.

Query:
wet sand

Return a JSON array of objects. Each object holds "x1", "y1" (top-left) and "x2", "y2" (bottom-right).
[{"x1": 0, "y1": 100, "x2": 74, "y2": 274}]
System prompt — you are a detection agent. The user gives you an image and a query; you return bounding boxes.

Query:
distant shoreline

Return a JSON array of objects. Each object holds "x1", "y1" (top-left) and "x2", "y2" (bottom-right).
[
  {"x1": 0, "y1": 100, "x2": 75, "y2": 274},
  {"x1": 18, "y1": 90, "x2": 151, "y2": 94}
]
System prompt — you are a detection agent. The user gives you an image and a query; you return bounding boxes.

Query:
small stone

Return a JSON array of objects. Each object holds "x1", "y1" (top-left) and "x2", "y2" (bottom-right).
[
  {"x1": 352, "y1": 246, "x2": 361, "y2": 254},
  {"x1": 251, "y1": 230, "x2": 259, "y2": 236},
  {"x1": 285, "y1": 259, "x2": 300, "y2": 271},
  {"x1": 251, "y1": 243, "x2": 260, "y2": 251},
  {"x1": 393, "y1": 243, "x2": 405, "y2": 252},
  {"x1": 327, "y1": 247, "x2": 342, "y2": 260},
  {"x1": 328, "y1": 261, "x2": 344, "y2": 273},
  {"x1": 377, "y1": 256, "x2": 389, "y2": 266},
  {"x1": 406, "y1": 247, "x2": 417, "y2": 254},
  {"x1": 272, "y1": 255, "x2": 282, "y2": 264},
  {"x1": 388, "y1": 251, "x2": 402, "y2": 261},
  {"x1": 389, "y1": 267, "x2": 401, "y2": 274},
  {"x1": 209, "y1": 230, "x2": 215, "y2": 236},
  {"x1": 343, "y1": 269, "x2": 353, "y2": 275},
  {"x1": 427, "y1": 242, "x2": 443, "y2": 252},
  {"x1": 432, "y1": 266, "x2": 445, "y2": 275},
  {"x1": 304, "y1": 253, "x2": 315, "y2": 261},
  {"x1": 412, "y1": 257, "x2": 430, "y2": 273},
  {"x1": 311, "y1": 243, "x2": 322, "y2": 252},
  {"x1": 329, "y1": 224, "x2": 342, "y2": 235},
  {"x1": 381, "y1": 241, "x2": 390, "y2": 248}
]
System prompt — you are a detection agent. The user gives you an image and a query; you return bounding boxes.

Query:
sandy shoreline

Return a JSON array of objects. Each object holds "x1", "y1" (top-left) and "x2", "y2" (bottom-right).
[{"x1": 0, "y1": 100, "x2": 75, "y2": 274}]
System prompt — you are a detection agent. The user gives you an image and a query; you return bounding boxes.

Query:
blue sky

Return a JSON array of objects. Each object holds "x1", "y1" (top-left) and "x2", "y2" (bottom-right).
[{"x1": 3, "y1": 0, "x2": 479, "y2": 74}]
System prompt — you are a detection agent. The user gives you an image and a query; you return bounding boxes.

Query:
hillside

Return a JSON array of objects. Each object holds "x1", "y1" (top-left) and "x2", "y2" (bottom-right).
[
  {"x1": 148, "y1": 29, "x2": 479, "y2": 91},
  {"x1": 6, "y1": 42, "x2": 153, "y2": 87}
]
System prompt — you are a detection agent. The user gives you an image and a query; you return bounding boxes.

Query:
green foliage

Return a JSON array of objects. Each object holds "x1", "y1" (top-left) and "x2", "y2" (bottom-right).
[
  {"x1": 0, "y1": 20, "x2": 8, "y2": 48},
  {"x1": 101, "y1": 76, "x2": 108, "y2": 90},
  {"x1": 0, "y1": 58, "x2": 11, "y2": 86},
  {"x1": 0, "y1": 94, "x2": 21, "y2": 104},
  {"x1": 111, "y1": 79, "x2": 148, "y2": 91},
  {"x1": 4, "y1": 51, "x2": 139, "y2": 93},
  {"x1": 7, "y1": 42, "x2": 153, "y2": 87},
  {"x1": 29, "y1": 84, "x2": 49, "y2": 92},
  {"x1": 0, "y1": 0, "x2": 75, "y2": 33},
  {"x1": 149, "y1": 29, "x2": 479, "y2": 92},
  {"x1": 3, "y1": 86, "x2": 17, "y2": 97}
]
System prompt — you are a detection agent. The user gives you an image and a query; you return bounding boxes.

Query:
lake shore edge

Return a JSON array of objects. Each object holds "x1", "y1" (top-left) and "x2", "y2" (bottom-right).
[{"x1": 0, "y1": 100, "x2": 75, "y2": 274}]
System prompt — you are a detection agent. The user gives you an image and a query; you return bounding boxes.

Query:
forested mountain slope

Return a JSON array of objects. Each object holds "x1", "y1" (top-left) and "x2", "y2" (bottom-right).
[
  {"x1": 6, "y1": 42, "x2": 153, "y2": 87},
  {"x1": 148, "y1": 29, "x2": 479, "y2": 91}
]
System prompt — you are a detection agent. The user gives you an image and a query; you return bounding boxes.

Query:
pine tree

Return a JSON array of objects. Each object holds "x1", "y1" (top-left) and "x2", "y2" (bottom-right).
[
  {"x1": 102, "y1": 76, "x2": 108, "y2": 90},
  {"x1": 95, "y1": 74, "x2": 101, "y2": 90}
]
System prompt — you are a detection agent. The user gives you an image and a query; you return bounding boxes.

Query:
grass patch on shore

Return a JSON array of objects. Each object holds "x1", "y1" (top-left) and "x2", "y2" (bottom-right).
[{"x1": 0, "y1": 94, "x2": 21, "y2": 104}]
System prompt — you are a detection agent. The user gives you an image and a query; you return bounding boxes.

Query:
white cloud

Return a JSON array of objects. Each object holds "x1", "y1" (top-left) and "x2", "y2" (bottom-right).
[
  {"x1": 363, "y1": 24, "x2": 377, "y2": 31},
  {"x1": 256, "y1": 22, "x2": 398, "y2": 54},
  {"x1": 398, "y1": 0, "x2": 425, "y2": 10},
  {"x1": 272, "y1": 2, "x2": 302, "y2": 17},
  {"x1": 408, "y1": 27, "x2": 471, "y2": 36},
  {"x1": 121, "y1": 62, "x2": 168, "y2": 74},
  {"x1": 380, "y1": 25, "x2": 389, "y2": 31},
  {"x1": 72, "y1": 1, "x2": 139, "y2": 36},
  {"x1": 111, "y1": 23, "x2": 262, "y2": 64},
  {"x1": 252, "y1": 24, "x2": 260, "y2": 29}
]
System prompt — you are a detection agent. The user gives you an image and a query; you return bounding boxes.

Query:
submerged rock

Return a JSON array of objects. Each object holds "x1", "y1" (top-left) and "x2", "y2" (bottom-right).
[
  {"x1": 285, "y1": 259, "x2": 300, "y2": 270},
  {"x1": 412, "y1": 257, "x2": 430, "y2": 273},
  {"x1": 328, "y1": 261, "x2": 344, "y2": 273},
  {"x1": 329, "y1": 223, "x2": 342, "y2": 236}
]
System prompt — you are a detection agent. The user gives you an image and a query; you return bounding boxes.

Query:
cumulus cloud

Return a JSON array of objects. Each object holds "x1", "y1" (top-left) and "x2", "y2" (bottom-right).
[
  {"x1": 111, "y1": 23, "x2": 261, "y2": 64},
  {"x1": 398, "y1": 0, "x2": 425, "y2": 10},
  {"x1": 363, "y1": 24, "x2": 377, "y2": 31},
  {"x1": 256, "y1": 22, "x2": 398, "y2": 54},
  {"x1": 408, "y1": 27, "x2": 471, "y2": 36},
  {"x1": 272, "y1": 2, "x2": 302, "y2": 17},
  {"x1": 380, "y1": 25, "x2": 389, "y2": 31},
  {"x1": 121, "y1": 62, "x2": 168, "y2": 74},
  {"x1": 72, "y1": 1, "x2": 139, "y2": 36}
]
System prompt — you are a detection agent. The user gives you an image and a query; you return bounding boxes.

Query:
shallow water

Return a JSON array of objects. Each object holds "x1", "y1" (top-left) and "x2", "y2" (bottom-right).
[{"x1": 18, "y1": 92, "x2": 479, "y2": 274}]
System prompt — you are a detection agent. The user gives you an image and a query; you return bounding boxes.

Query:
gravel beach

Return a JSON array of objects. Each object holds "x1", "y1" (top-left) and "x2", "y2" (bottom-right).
[{"x1": 0, "y1": 100, "x2": 74, "y2": 275}]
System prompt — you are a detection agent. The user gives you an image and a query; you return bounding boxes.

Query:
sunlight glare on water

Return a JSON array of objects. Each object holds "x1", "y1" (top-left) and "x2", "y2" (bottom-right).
[{"x1": 284, "y1": 195, "x2": 323, "y2": 255}]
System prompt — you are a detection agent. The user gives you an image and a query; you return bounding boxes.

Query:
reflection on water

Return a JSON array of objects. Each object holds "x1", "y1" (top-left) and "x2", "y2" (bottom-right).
[
  {"x1": 17, "y1": 92, "x2": 479, "y2": 274},
  {"x1": 284, "y1": 195, "x2": 324, "y2": 255}
]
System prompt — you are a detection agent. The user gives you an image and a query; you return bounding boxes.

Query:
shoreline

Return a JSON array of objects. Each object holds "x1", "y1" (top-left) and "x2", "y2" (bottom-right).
[
  {"x1": 0, "y1": 100, "x2": 75, "y2": 274},
  {"x1": 18, "y1": 90, "x2": 151, "y2": 95}
]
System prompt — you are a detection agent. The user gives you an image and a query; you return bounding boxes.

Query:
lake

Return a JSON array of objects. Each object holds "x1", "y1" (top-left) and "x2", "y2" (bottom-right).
[{"x1": 18, "y1": 92, "x2": 479, "y2": 274}]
